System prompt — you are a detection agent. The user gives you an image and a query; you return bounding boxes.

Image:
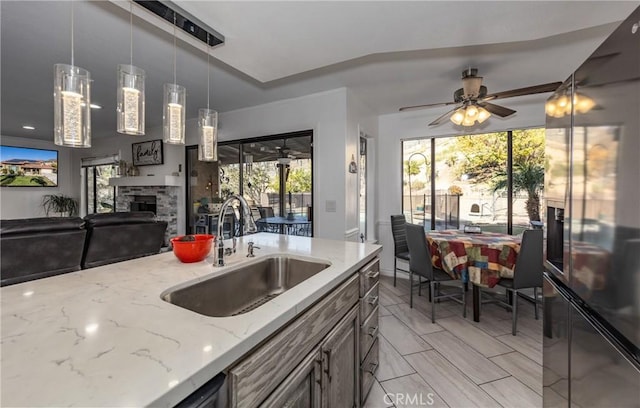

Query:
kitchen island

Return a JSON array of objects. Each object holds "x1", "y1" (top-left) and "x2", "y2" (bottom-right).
[{"x1": 1, "y1": 233, "x2": 381, "y2": 407}]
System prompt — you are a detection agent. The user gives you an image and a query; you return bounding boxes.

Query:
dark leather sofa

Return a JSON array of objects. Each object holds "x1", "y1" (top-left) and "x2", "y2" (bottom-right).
[
  {"x1": 0, "y1": 217, "x2": 86, "y2": 287},
  {"x1": 1, "y1": 212, "x2": 168, "y2": 286},
  {"x1": 82, "y1": 212, "x2": 167, "y2": 269}
]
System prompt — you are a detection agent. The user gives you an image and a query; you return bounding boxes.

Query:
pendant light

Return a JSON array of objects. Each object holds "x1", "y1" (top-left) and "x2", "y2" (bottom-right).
[
  {"x1": 198, "y1": 34, "x2": 218, "y2": 161},
  {"x1": 163, "y1": 13, "x2": 186, "y2": 144},
  {"x1": 117, "y1": 1, "x2": 145, "y2": 135},
  {"x1": 54, "y1": 1, "x2": 91, "y2": 148}
]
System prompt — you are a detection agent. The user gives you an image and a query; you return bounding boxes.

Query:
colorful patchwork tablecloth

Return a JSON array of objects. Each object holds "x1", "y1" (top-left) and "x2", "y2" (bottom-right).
[
  {"x1": 567, "y1": 241, "x2": 610, "y2": 296},
  {"x1": 426, "y1": 230, "x2": 521, "y2": 287}
]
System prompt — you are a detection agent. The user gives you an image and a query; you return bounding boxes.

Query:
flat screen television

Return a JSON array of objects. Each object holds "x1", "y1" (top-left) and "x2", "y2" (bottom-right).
[{"x1": 0, "y1": 145, "x2": 58, "y2": 187}]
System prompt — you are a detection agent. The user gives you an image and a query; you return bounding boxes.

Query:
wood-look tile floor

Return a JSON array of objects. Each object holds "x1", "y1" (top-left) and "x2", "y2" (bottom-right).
[{"x1": 364, "y1": 275, "x2": 543, "y2": 408}]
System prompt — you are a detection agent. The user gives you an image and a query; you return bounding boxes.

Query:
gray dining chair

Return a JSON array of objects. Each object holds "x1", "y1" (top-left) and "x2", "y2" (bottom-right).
[
  {"x1": 390, "y1": 215, "x2": 411, "y2": 286},
  {"x1": 485, "y1": 229, "x2": 543, "y2": 335},
  {"x1": 405, "y1": 223, "x2": 466, "y2": 323}
]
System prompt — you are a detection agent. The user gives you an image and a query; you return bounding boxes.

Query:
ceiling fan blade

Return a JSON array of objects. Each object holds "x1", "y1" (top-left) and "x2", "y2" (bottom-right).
[
  {"x1": 480, "y1": 102, "x2": 516, "y2": 118},
  {"x1": 481, "y1": 82, "x2": 562, "y2": 101},
  {"x1": 400, "y1": 101, "x2": 457, "y2": 112},
  {"x1": 428, "y1": 107, "x2": 459, "y2": 126}
]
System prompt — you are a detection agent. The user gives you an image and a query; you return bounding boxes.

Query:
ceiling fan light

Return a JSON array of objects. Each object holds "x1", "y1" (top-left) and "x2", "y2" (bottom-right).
[
  {"x1": 477, "y1": 107, "x2": 491, "y2": 123},
  {"x1": 574, "y1": 93, "x2": 595, "y2": 114},
  {"x1": 466, "y1": 105, "x2": 478, "y2": 118},
  {"x1": 545, "y1": 100, "x2": 557, "y2": 116},
  {"x1": 462, "y1": 116, "x2": 475, "y2": 127},
  {"x1": 450, "y1": 108, "x2": 465, "y2": 125}
]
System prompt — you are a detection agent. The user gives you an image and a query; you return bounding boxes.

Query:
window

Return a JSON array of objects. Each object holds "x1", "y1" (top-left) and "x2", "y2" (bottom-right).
[{"x1": 402, "y1": 128, "x2": 545, "y2": 235}]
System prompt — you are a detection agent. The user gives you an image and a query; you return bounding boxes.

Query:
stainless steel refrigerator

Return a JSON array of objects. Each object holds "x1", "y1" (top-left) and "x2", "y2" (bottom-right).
[{"x1": 543, "y1": 6, "x2": 640, "y2": 407}]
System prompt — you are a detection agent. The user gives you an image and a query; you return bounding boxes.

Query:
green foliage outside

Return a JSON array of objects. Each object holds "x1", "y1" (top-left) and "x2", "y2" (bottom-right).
[
  {"x1": 270, "y1": 167, "x2": 312, "y2": 193},
  {"x1": 446, "y1": 128, "x2": 545, "y2": 221}
]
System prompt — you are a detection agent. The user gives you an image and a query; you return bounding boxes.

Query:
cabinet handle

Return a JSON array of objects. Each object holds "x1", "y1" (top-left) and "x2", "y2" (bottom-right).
[
  {"x1": 367, "y1": 295, "x2": 379, "y2": 306},
  {"x1": 367, "y1": 361, "x2": 379, "y2": 374},
  {"x1": 323, "y1": 350, "x2": 332, "y2": 382},
  {"x1": 366, "y1": 271, "x2": 380, "y2": 279},
  {"x1": 368, "y1": 325, "x2": 379, "y2": 338}
]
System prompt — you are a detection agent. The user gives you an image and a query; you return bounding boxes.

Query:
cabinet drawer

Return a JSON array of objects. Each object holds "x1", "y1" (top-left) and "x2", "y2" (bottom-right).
[
  {"x1": 359, "y1": 282, "x2": 379, "y2": 322},
  {"x1": 360, "y1": 338, "x2": 379, "y2": 406},
  {"x1": 359, "y1": 258, "x2": 380, "y2": 296},
  {"x1": 229, "y1": 274, "x2": 359, "y2": 408},
  {"x1": 360, "y1": 305, "x2": 379, "y2": 362}
]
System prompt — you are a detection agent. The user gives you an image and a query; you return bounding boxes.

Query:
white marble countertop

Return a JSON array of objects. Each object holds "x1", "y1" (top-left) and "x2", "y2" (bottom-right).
[{"x1": 0, "y1": 233, "x2": 381, "y2": 407}]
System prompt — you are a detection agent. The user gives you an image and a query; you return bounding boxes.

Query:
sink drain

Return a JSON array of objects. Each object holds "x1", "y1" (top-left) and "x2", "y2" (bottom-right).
[{"x1": 231, "y1": 293, "x2": 280, "y2": 316}]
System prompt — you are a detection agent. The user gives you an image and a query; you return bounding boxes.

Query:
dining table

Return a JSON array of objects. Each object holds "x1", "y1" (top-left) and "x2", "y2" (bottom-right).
[{"x1": 425, "y1": 229, "x2": 522, "y2": 322}]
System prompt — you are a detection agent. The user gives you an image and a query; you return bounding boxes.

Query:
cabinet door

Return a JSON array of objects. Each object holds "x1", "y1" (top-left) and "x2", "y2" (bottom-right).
[
  {"x1": 260, "y1": 348, "x2": 322, "y2": 408},
  {"x1": 321, "y1": 305, "x2": 360, "y2": 408}
]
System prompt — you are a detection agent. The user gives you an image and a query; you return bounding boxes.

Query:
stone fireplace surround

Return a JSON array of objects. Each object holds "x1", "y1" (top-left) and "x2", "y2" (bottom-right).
[{"x1": 116, "y1": 186, "x2": 179, "y2": 246}]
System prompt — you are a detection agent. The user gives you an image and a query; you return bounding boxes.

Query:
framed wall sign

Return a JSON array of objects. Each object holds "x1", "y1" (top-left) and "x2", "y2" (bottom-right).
[{"x1": 132, "y1": 140, "x2": 163, "y2": 166}]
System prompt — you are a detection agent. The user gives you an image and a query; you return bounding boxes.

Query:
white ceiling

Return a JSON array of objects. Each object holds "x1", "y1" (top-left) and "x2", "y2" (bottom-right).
[{"x1": 1, "y1": 1, "x2": 638, "y2": 142}]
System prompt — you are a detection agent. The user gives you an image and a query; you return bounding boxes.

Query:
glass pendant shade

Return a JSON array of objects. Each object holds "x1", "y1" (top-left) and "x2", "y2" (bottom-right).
[
  {"x1": 198, "y1": 109, "x2": 218, "y2": 161},
  {"x1": 54, "y1": 64, "x2": 91, "y2": 147},
  {"x1": 117, "y1": 64, "x2": 145, "y2": 135},
  {"x1": 163, "y1": 83, "x2": 186, "y2": 144}
]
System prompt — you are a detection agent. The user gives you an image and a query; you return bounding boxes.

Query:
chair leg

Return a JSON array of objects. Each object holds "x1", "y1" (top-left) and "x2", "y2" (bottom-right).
[
  {"x1": 393, "y1": 258, "x2": 397, "y2": 287},
  {"x1": 462, "y1": 284, "x2": 467, "y2": 319},
  {"x1": 512, "y1": 289, "x2": 518, "y2": 336},
  {"x1": 409, "y1": 271, "x2": 414, "y2": 308},
  {"x1": 431, "y1": 281, "x2": 436, "y2": 323},
  {"x1": 534, "y1": 287, "x2": 539, "y2": 320},
  {"x1": 428, "y1": 283, "x2": 432, "y2": 302},
  {"x1": 418, "y1": 277, "x2": 422, "y2": 296}
]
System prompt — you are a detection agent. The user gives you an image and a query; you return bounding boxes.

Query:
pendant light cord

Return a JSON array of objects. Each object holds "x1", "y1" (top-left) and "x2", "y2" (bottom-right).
[
  {"x1": 129, "y1": 1, "x2": 133, "y2": 65},
  {"x1": 173, "y1": 12, "x2": 177, "y2": 85},
  {"x1": 207, "y1": 34, "x2": 210, "y2": 109},
  {"x1": 70, "y1": 0, "x2": 74, "y2": 66}
]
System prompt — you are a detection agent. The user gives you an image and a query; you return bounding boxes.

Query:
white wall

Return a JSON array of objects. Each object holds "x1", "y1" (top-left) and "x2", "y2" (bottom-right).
[
  {"x1": 376, "y1": 98, "x2": 548, "y2": 274},
  {"x1": 210, "y1": 88, "x2": 350, "y2": 240},
  {"x1": 346, "y1": 89, "x2": 379, "y2": 241},
  {"x1": 78, "y1": 124, "x2": 188, "y2": 234},
  {"x1": 0, "y1": 135, "x2": 77, "y2": 219}
]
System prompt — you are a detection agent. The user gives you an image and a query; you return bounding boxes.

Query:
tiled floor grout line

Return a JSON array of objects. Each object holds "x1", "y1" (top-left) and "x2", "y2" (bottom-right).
[{"x1": 376, "y1": 278, "x2": 541, "y2": 408}]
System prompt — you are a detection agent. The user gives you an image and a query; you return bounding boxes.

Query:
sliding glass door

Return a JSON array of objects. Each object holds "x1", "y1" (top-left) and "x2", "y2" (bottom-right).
[{"x1": 186, "y1": 130, "x2": 313, "y2": 236}]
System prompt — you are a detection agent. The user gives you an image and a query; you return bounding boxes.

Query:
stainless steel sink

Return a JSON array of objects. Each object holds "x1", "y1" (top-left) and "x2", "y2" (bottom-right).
[{"x1": 161, "y1": 256, "x2": 331, "y2": 317}]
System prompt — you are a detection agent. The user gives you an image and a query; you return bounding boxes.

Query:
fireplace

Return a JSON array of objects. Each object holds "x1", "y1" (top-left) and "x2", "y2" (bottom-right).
[{"x1": 130, "y1": 195, "x2": 157, "y2": 214}]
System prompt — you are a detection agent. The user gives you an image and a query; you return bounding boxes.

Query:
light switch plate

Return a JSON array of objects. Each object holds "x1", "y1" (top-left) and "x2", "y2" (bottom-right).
[{"x1": 325, "y1": 200, "x2": 336, "y2": 212}]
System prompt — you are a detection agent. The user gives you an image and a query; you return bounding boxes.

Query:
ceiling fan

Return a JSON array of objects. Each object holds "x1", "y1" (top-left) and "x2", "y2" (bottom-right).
[{"x1": 399, "y1": 68, "x2": 561, "y2": 127}]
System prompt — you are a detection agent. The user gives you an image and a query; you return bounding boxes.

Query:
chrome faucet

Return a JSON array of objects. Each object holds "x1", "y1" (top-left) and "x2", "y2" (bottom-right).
[
  {"x1": 246, "y1": 242, "x2": 260, "y2": 257},
  {"x1": 214, "y1": 194, "x2": 257, "y2": 267}
]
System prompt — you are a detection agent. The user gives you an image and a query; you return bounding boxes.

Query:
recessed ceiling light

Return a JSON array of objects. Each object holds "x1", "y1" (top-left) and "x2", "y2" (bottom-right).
[{"x1": 22, "y1": 125, "x2": 35, "y2": 130}]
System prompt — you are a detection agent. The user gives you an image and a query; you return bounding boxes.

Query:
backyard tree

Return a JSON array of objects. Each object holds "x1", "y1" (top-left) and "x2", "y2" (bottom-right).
[{"x1": 448, "y1": 129, "x2": 545, "y2": 221}]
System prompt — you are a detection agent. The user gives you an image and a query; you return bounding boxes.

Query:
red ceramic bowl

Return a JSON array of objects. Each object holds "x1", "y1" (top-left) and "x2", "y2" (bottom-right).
[{"x1": 170, "y1": 234, "x2": 214, "y2": 263}]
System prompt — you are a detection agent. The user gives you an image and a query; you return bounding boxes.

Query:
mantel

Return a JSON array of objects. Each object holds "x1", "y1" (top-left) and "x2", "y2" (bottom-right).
[{"x1": 108, "y1": 175, "x2": 183, "y2": 187}]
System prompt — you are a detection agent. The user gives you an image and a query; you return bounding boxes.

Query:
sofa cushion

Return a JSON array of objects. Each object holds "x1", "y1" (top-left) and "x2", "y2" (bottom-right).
[
  {"x1": 81, "y1": 212, "x2": 167, "y2": 269},
  {"x1": 1, "y1": 217, "x2": 86, "y2": 287},
  {"x1": 84, "y1": 211, "x2": 156, "y2": 227},
  {"x1": 0, "y1": 217, "x2": 84, "y2": 235}
]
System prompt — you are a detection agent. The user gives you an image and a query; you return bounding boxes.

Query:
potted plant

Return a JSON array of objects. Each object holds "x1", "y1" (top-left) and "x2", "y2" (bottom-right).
[{"x1": 42, "y1": 194, "x2": 79, "y2": 217}]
